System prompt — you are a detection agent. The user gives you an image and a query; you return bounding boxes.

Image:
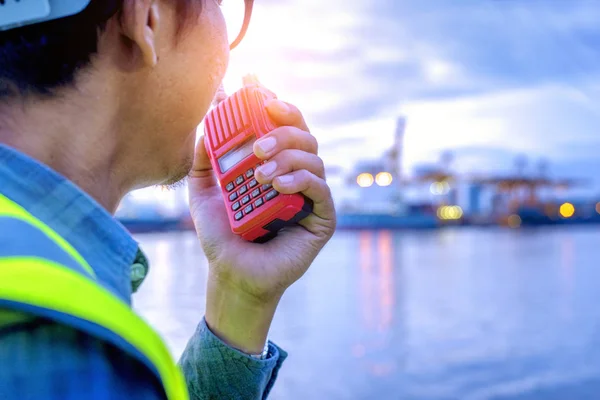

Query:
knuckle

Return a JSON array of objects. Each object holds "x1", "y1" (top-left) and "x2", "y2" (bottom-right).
[
  {"x1": 316, "y1": 156, "x2": 325, "y2": 175},
  {"x1": 298, "y1": 169, "x2": 313, "y2": 185},
  {"x1": 271, "y1": 127, "x2": 301, "y2": 149},
  {"x1": 321, "y1": 180, "x2": 332, "y2": 196},
  {"x1": 291, "y1": 127, "x2": 309, "y2": 149},
  {"x1": 317, "y1": 178, "x2": 331, "y2": 197},
  {"x1": 274, "y1": 148, "x2": 298, "y2": 165},
  {"x1": 287, "y1": 102, "x2": 302, "y2": 117},
  {"x1": 266, "y1": 127, "x2": 287, "y2": 142},
  {"x1": 308, "y1": 134, "x2": 319, "y2": 152}
]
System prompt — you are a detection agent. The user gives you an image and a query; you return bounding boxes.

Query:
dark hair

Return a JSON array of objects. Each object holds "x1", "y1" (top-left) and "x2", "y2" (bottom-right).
[{"x1": 0, "y1": 0, "x2": 200, "y2": 98}]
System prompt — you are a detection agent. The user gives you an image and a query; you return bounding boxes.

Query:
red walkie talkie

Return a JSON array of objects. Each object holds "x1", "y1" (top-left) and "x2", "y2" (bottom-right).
[{"x1": 204, "y1": 77, "x2": 313, "y2": 243}]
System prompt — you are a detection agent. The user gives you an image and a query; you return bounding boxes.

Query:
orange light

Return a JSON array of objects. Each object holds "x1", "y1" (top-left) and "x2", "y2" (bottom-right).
[
  {"x1": 357, "y1": 173, "x2": 374, "y2": 188},
  {"x1": 559, "y1": 203, "x2": 575, "y2": 218},
  {"x1": 508, "y1": 214, "x2": 522, "y2": 228},
  {"x1": 375, "y1": 172, "x2": 393, "y2": 187}
]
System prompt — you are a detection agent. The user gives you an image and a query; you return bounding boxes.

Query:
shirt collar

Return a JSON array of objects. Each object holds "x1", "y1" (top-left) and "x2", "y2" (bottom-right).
[{"x1": 0, "y1": 144, "x2": 147, "y2": 304}]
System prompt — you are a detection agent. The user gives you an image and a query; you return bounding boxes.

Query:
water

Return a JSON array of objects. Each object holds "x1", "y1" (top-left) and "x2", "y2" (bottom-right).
[{"x1": 134, "y1": 227, "x2": 600, "y2": 400}]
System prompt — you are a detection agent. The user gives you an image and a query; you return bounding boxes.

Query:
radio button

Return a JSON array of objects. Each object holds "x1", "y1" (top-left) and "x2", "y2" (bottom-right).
[
  {"x1": 265, "y1": 190, "x2": 279, "y2": 202},
  {"x1": 234, "y1": 211, "x2": 244, "y2": 221},
  {"x1": 239, "y1": 185, "x2": 248, "y2": 195},
  {"x1": 249, "y1": 179, "x2": 258, "y2": 188},
  {"x1": 255, "y1": 198, "x2": 264, "y2": 208},
  {"x1": 246, "y1": 169, "x2": 254, "y2": 179},
  {"x1": 235, "y1": 175, "x2": 244, "y2": 185},
  {"x1": 244, "y1": 205, "x2": 254, "y2": 214},
  {"x1": 229, "y1": 192, "x2": 238, "y2": 202},
  {"x1": 226, "y1": 182, "x2": 235, "y2": 192},
  {"x1": 241, "y1": 195, "x2": 251, "y2": 205},
  {"x1": 232, "y1": 201, "x2": 241, "y2": 211},
  {"x1": 251, "y1": 188, "x2": 261, "y2": 198}
]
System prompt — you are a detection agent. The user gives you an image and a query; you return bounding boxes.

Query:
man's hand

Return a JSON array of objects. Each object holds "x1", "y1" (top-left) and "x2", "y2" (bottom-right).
[{"x1": 188, "y1": 99, "x2": 336, "y2": 354}]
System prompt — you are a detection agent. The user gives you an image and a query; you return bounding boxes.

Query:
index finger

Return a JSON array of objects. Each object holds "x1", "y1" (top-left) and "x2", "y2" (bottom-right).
[
  {"x1": 253, "y1": 126, "x2": 318, "y2": 159},
  {"x1": 266, "y1": 100, "x2": 310, "y2": 133}
]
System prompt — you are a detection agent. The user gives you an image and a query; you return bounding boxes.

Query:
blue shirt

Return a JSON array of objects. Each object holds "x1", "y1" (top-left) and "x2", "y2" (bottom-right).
[{"x1": 0, "y1": 144, "x2": 287, "y2": 399}]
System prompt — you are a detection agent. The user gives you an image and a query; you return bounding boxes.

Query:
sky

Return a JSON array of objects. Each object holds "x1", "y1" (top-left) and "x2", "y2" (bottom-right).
[
  {"x1": 126, "y1": 0, "x2": 600, "y2": 210},
  {"x1": 220, "y1": 0, "x2": 600, "y2": 186}
]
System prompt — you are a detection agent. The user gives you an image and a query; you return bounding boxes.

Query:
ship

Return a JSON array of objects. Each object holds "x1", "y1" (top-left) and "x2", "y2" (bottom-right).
[
  {"x1": 116, "y1": 114, "x2": 600, "y2": 233},
  {"x1": 334, "y1": 116, "x2": 442, "y2": 230}
]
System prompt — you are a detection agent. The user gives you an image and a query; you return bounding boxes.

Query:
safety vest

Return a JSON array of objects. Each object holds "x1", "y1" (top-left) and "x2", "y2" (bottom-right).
[{"x1": 0, "y1": 193, "x2": 189, "y2": 400}]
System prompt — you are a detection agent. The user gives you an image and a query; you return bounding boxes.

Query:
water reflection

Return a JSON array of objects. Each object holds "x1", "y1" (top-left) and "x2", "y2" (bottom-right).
[
  {"x1": 357, "y1": 231, "x2": 398, "y2": 379},
  {"x1": 359, "y1": 231, "x2": 373, "y2": 331},
  {"x1": 133, "y1": 228, "x2": 600, "y2": 400}
]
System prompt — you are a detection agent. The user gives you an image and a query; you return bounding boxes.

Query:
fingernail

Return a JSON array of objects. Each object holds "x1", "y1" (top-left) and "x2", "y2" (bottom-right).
[
  {"x1": 277, "y1": 175, "x2": 294, "y2": 185},
  {"x1": 256, "y1": 137, "x2": 277, "y2": 154},
  {"x1": 258, "y1": 161, "x2": 277, "y2": 177},
  {"x1": 266, "y1": 99, "x2": 290, "y2": 114}
]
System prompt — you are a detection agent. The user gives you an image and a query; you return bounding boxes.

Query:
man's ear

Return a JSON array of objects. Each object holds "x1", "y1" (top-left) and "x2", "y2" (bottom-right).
[{"x1": 120, "y1": 0, "x2": 161, "y2": 67}]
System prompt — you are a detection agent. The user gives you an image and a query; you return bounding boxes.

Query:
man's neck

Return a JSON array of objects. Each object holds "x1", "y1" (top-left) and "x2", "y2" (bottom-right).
[{"x1": 0, "y1": 89, "x2": 129, "y2": 214}]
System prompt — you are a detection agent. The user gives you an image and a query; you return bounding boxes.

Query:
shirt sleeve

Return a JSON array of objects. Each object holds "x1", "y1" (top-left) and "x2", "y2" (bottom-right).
[{"x1": 178, "y1": 318, "x2": 287, "y2": 400}]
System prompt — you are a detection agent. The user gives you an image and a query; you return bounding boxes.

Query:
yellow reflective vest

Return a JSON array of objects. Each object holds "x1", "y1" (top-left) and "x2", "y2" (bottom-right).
[{"x1": 0, "y1": 193, "x2": 189, "y2": 400}]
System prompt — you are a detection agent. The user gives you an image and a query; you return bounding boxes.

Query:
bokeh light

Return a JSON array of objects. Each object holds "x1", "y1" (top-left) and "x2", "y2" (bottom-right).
[
  {"x1": 430, "y1": 181, "x2": 450, "y2": 195},
  {"x1": 357, "y1": 173, "x2": 374, "y2": 188},
  {"x1": 559, "y1": 203, "x2": 575, "y2": 218},
  {"x1": 376, "y1": 172, "x2": 393, "y2": 187},
  {"x1": 437, "y1": 206, "x2": 463, "y2": 220},
  {"x1": 508, "y1": 214, "x2": 522, "y2": 228}
]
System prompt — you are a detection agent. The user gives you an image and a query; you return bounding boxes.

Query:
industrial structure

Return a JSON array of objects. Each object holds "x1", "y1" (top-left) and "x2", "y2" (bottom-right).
[{"x1": 116, "y1": 115, "x2": 600, "y2": 232}]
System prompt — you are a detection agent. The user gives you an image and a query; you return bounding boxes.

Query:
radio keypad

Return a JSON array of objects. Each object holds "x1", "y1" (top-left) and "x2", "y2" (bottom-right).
[
  {"x1": 227, "y1": 164, "x2": 281, "y2": 222},
  {"x1": 265, "y1": 190, "x2": 279, "y2": 202}
]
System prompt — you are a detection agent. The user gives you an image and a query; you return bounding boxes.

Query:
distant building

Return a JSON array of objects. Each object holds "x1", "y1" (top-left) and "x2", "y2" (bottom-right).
[
  {"x1": 469, "y1": 184, "x2": 483, "y2": 215},
  {"x1": 340, "y1": 117, "x2": 407, "y2": 215}
]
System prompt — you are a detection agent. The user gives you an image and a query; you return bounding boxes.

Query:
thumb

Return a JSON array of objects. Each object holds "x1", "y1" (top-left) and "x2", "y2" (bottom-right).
[
  {"x1": 189, "y1": 135, "x2": 218, "y2": 191},
  {"x1": 266, "y1": 99, "x2": 310, "y2": 132}
]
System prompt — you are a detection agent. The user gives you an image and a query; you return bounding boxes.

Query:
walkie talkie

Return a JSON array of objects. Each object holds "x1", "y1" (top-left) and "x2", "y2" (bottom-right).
[{"x1": 204, "y1": 77, "x2": 313, "y2": 243}]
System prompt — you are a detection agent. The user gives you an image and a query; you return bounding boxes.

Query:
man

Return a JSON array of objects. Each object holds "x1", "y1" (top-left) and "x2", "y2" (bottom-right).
[{"x1": 0, "y1": 0, "x2": 336, "y2": 399}]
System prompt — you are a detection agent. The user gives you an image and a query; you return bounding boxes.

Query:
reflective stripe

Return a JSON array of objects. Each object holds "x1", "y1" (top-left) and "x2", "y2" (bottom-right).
[
  {"x1": 0, "y1": 256, "x2": 189, "y2": 400},
  {"x1": 0, "y1": 216, "x2": 92, "y2": 277},
  {"x1": 0, "y1": 193, "x2": 95, "y2": 277},
  {"x1": 0, "y1": 194, "x2": 188, "y2": 399}
]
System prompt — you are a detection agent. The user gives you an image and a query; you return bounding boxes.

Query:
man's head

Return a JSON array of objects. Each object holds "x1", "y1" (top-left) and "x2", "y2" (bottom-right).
[{"x1": 0, "y1": 0, "x2": 229, "y2": 197}]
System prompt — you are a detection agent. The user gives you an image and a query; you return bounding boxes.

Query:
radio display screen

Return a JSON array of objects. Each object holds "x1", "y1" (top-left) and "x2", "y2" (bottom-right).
[{"x1": 218, "y1": 137, "x2": 257, "y2": 173}]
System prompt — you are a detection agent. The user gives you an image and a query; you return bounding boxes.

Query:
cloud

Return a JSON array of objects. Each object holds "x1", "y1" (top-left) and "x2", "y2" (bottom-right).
[{"x1": 218, "y1": 0, "x2": 600, "y2": 191}]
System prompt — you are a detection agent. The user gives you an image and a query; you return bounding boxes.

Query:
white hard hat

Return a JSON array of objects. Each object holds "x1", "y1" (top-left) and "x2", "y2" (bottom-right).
[{"x1": 0, "y1": 0, "x2": 95, "y2": 32}]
